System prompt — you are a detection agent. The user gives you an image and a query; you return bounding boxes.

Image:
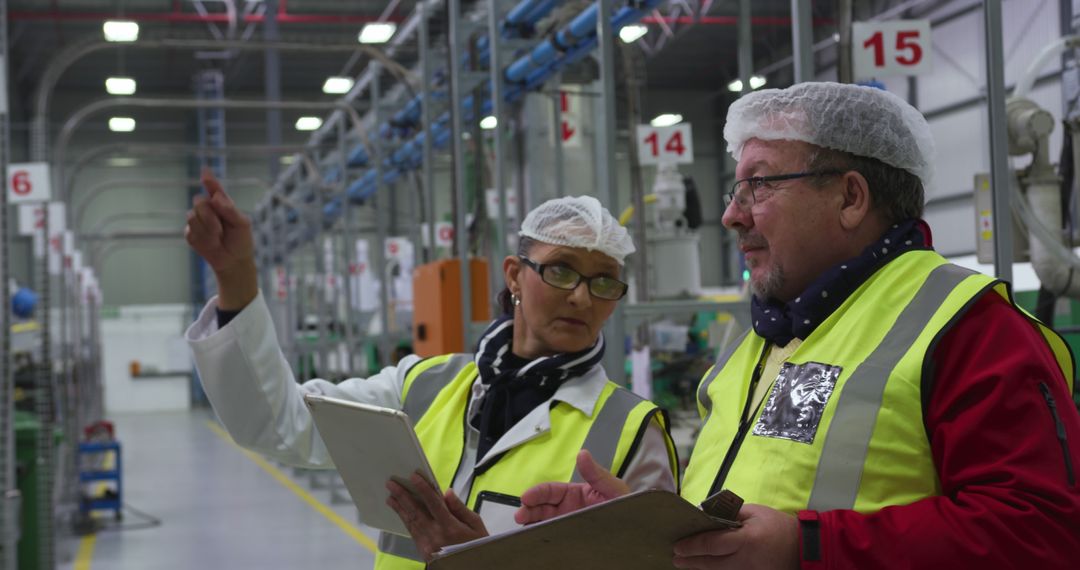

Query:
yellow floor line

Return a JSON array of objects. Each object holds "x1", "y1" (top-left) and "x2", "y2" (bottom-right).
[
  {"x1": 74, "y1": 535, "x2": 96, "y2": 570},
  {"x1": 74, "y1": 443, "x2": 117, "y2": 570},
  {"x1": 204, "y1": 420, "x2": 378, "y2": 553}
]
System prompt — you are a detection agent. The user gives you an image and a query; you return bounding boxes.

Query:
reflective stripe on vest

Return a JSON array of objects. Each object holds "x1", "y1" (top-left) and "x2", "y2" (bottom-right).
[
  {"x1": 697, "y1": 329, "x2": 751, "y2": 421},
  {"x1": 378, "y1": 533, "x2": 422, "y2": 562},
  {"x1": 401, "y1": 354, "x2": 474, "y2": 422},
  {"x1": 806, "y1": 263, "x2": 973, "y2": 510},
  {"x1": 573, "y1": 386, "x2": 654, "y2": 483}
]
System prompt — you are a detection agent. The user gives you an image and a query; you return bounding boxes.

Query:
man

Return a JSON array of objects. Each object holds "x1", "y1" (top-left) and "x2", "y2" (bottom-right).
[{"x1": 516, "y1": 82, "x2": 1080, "y2": 568}]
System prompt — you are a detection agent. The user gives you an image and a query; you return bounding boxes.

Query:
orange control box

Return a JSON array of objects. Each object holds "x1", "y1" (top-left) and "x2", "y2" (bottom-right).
[{"x1": 412, "y1": 258, "x2": 492, "y2": 357}]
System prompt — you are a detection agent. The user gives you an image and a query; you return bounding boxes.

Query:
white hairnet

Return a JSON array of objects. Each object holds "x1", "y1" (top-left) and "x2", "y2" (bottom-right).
[
  {"x1": 724, "y1": 82, "x2": 935, "y2": 190},
  {"x1": 519, "y1": 195, "x2": 635, "y2": 265}
]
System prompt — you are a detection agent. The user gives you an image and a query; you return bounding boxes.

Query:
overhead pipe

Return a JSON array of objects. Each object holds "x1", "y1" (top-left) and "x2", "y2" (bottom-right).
[
  {"x1": 52, "y1": 97, "x2": 364, "y2": 202},
  {"x1": 278, "y1": 0, "x2": 665, "y2": 247},
  {"x1": 73, "y1": 177, "x2": 270, "y2": 231}
]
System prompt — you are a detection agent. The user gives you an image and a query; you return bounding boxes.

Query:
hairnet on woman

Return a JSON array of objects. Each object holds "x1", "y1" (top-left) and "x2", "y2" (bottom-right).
[{"x1": 183, "y1": 177, "x2": 678, "y2": 570}]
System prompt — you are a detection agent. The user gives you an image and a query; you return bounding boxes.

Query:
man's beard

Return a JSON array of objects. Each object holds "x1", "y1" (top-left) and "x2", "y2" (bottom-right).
[
  {"x1": 739, "y1": 231, "x2": 784, "y2": 300},
  {"x1": 749, "y1": 259, "x2": 785, "y2": 301}
]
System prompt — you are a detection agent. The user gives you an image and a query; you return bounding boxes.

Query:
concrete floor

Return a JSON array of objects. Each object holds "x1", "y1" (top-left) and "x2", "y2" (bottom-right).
[{"x1": 57, "y1": 409, "x2": 379, "y2": 570}]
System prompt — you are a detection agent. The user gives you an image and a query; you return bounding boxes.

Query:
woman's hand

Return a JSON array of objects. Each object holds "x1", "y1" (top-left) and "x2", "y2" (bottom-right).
[
  {"x1": 386, "y1": 472, "x2": 488, "y2": 562},
  {"x1": 184, "y1": 168, "x2": 257, "y2": 310},
  {"x1": 515, "y1": 449, "x2": 630, "y2": 524}
]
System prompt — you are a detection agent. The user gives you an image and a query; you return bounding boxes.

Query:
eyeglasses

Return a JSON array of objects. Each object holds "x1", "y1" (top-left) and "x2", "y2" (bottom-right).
[
  {"x1": 519, "y1": 256, "x2": 629, "y2": 301},
  {"x1": 724, "y1": 170, "x2": 844, "y2": 210}
]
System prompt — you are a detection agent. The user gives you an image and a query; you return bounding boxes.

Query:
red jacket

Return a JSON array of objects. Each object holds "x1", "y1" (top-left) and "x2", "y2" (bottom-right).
[{"x1": 800, "y1": 292, "x2": 1080, "y2": 569}]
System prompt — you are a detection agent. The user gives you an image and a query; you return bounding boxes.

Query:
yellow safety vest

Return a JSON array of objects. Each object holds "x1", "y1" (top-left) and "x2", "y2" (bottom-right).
[
  {"x1": 682, "y1": 250, "x2": 1074, "y2": 514},
  {"x1": 376, "y1": 353, "x2": 679, "y2": 569}
]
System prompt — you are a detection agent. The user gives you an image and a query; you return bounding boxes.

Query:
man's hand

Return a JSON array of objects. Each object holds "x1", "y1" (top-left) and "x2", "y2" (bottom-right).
[
  {"x1": 386, "y1": 472, "x2": 488, "y2": 562},
  {"x1": 184, "y1": 168, "x2": 257, "y2": 310},
  {"x1": 671, "y1": 504, "x2": 799, "y2": 570},
  {"x1": 515, "y1": 449, "x2": 630, "y2": 525}
]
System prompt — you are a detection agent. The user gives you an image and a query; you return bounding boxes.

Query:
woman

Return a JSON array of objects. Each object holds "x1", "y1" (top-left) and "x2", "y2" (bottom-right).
[{"x1": 184, "y1": 171, "x2": 678, "y2": 569}]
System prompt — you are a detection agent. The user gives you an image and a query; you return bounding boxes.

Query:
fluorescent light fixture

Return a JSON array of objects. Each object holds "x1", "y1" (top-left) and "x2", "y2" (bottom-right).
[
  {"x1": 106, "y1": 157, "x2": 138, "y2": 167},
  {"x1": 322, "y1": 76, "x2": 355, "y2": 94},
  {"x1": 103, "y1": 20, "x2": 139, "y2": 42},
  {"x1": 480, "y1": 115, "x2": 498, "y2": 130},
  {"x1": 619, "y1": 24, "x2": 648, "y2": 43},
  {"x1": 295, "y1": 116, "x2": 323, "y2": 131},
  {"x1": 105, "y1": 77, "x2": 136, "y2": 95},
  {"x1": 649, "y1": 113, "x2": 683, "y2": 128},
  {"x1": 729, "y1": 76, "x2": 767, "y2": 92},
  {"x1": 108, "y1": 117, "x2": 136, "y2": 132},
  {"x1": 280, "y1": 155, "x2": 296, "y2": 165},
  {"x1": 358, "y1": 22, "x2": 396, "y2": 44}
]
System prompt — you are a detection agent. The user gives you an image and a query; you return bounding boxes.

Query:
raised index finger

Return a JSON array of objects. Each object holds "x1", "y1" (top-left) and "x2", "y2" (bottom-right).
[{"x1": 200, "y1": 167, "x2": 227, "y2": 199}]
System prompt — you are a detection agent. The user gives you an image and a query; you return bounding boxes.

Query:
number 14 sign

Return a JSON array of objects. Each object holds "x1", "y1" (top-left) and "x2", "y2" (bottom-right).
[{"x1": 636, "y1": 123, "x2": 694, "y2": 166}]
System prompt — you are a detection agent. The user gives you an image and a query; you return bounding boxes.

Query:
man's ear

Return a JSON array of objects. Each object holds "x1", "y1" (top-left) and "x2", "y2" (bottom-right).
[
  {"x1": 503, "y1": 255, "x2": 521, "y2": 295},
  {"x1": 838, "y1": 170, "x2": 873, "y2": 231}
]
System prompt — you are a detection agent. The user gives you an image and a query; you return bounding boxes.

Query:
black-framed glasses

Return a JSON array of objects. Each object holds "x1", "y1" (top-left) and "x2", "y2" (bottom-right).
[
  {"x1": 725, "y1": 170, "x2": 844, "y2": 210},
  {"x1": 519, "y1": 256, "x2": 629, "y2": 301}
]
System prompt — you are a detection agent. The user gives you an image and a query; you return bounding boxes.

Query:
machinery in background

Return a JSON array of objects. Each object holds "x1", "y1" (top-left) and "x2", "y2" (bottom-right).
[
  {"x1": 620, "y1": 164, "x2": 746, "y2": 423},
  {"x1": 646, "y1": 163, "x2": 704, "y2": 299},
  {"x1": 978, "y1": 35, "x2": 1080, "y2": 402},
  {"x1": 412, "y1": 258, "x2": 491, "y2": 357}
]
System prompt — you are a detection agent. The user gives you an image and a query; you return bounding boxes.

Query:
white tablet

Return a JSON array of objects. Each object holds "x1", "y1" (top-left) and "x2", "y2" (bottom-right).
[{"x1": 303, "y1": 393, "x2": 440, "y2": 537}]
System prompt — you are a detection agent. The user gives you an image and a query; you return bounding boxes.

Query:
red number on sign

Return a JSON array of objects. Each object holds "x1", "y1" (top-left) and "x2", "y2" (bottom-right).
[
  {"x1": 664, "y1": 132, "x2": 686, "y2": 156},
  {"x1": 644, "y1": 132, "x2": 659, "y2": 157},
  {"x1": 12, "y1": 171, "x2": 31, "y2": 195},
  {"x1": 35, "y1": 208, "x2": 45, "y2": 228},
  {"x1": 895, "y1": 30, "x2": 922, "y2": 65},
  {"x1": 864, "y1": 31, "x2": 885, "y2": 67}
]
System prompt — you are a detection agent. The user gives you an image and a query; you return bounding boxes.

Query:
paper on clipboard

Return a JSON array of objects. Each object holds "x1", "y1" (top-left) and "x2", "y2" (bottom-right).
[{"x1": 428, "y1": 490, "x2": 741, "y2": 570}]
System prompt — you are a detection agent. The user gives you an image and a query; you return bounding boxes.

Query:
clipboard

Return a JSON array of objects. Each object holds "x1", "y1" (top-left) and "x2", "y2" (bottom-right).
[{"x1": 428, "y1": 490, "x2": 742, "y2": 570}]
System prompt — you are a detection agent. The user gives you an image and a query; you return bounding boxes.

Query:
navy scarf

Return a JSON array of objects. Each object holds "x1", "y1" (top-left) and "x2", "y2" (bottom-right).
[
  {"x1": 751, "y1": 219, "x2": 931, "y2": 347},
  {"x1": 470, "y1": 316, "x2": 605, "y2": 460}
]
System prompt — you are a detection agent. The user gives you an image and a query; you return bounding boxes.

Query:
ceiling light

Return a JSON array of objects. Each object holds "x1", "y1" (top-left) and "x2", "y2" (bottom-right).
[
  {"x1": 106, "y1": 157, "x2": 138, "y2": 167},
  {"x1": 727, "y1": 79, "x2": 744, "y2": 92},
  {"x1": 108, "y1": 117, "x2": 136, "y2": 132},
  {"x1": 619, "y1": 24, "x2": 648, "y2": 44},
  {"x1": 749, "y1": 75, "x2": 767, "y2": 89},
  {"x1": 105, "y1": 77, "x2": 136, "y2": 95},
  {"x1": 479, "y1": 116, "x2": 498, "y2": 130},
  {"x1": 103, "y1": 20, "x2": 139, "y2": 42},
  {"x1": 322, "y1": 76, "x2": 355, "y2": 94},
  {"x1": 649, "y1": 113, "x2": 683, "y2": 128},
  {"x1": 295, "y1": 116, "x2": 323, "y2": 131},
  {"x1": 358, "y1": 22, "x2": 397, "y2": 44}
]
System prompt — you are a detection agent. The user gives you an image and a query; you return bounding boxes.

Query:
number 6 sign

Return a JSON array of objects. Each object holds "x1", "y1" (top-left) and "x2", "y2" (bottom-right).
[
  {"x1": 852, "y1": 20, "x2": 932, "y2": 80},
  {"x1": 636, "y1": 123, "x2": 694, "y2": 166},
  {"x1": 7, "y1": 162, "x2": 52, "y2": 203}
]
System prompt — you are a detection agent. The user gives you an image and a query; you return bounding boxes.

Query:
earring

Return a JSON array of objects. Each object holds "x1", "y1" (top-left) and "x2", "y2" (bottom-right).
[{"x1": 511, "y1": 293, "x2": 521, "y2": 307}]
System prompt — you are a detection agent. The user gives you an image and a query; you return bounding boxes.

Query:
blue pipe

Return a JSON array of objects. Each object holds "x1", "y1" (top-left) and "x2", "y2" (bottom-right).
[{"x1": 318, "y1": 0, "x2": 663, "y2": 227}]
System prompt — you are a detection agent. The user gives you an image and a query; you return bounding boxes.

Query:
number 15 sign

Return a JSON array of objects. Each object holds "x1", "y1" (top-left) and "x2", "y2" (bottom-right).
[
  {"x1": 636, "y1": 123, "x2": 694, "y2": 166},
  {"x1": 852, "y1": 20, "x2": 932, "y2": 80}
]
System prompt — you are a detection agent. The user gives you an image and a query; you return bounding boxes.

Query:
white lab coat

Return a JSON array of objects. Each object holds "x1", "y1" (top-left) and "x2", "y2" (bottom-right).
[{"x1": 186, "y1": 291, "x2": 676, "y2": 534}]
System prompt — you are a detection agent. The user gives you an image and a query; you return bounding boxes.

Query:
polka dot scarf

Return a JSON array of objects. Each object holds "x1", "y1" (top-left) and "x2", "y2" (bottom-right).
[{"x1": 750, "y1": 219, "x2": 931, "y2": 347}]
